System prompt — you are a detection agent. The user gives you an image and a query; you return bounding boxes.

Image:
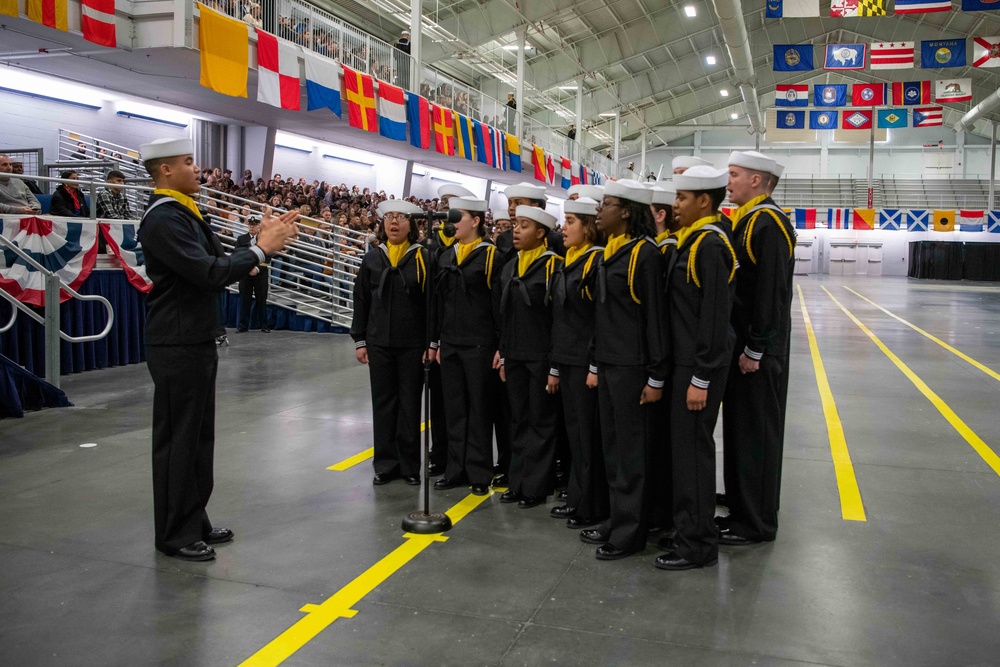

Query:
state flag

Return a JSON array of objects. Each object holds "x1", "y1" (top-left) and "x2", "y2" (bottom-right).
[
  {"x1": 431, "y1": 104, "x2": 455, "y2": 156},
  {"x1": 776, "y1": 110, "x2": 806, "y2": 129},
  {"x1": 824, "y1": 44, "x2": 866, "y2": 70},
  {"x1": 304, "y1": 52, "x2": 342, "y2": 117},
  {"x1": 963, "y1": 0, "x2": 1000, "y2": 9},
  {"x1": 973, "y1": 37, "x2": 1000, "y2": 68},
  {"x1": 921, "y1": 40, "x2": 966, "y2": 68},
  {"x1": 831, "y1": 0, "x2": 885, "y2": 16},
  {"x1": 852, "y1": 208, "x2": 876, "y2": 230},
  {"x1": 877, "y1": 109, "x2": 908, "y2": 128},
  {"x1": 794, "y1": 208, "x2": 816, "y2": 229},
  {"x1": 776, "y1": 84, "x2": 809, "y2": 107},
  {"x1": 870, "y1": 42, "x2": 914, "y2": 69},
  {"x1": 827, "y1": 208, "x2": 852, "y2": 229},
  {"x1": 256, "y1": 31, "x2": 301, "y2": 111},
  {"x1": 81, "y1": 0, "x2": 116, "y2": 47},
  {"x1": 765, "y1": 0, "x2": 820, "y2": 17},
  {"x1": 852, "y1": 83, "x2": 886, "y2": 106},
  {"x1": 377, "y1": 80, "x2": 406, "y2": 142},
  {"x1": 814, "y1": 84, "x2": 847, "y2": 107},
  {"x1": 532, "y1": 144, "x2": 546, "y2": 183},
  {"x1": 405, "y1": 92, "x2": 430, "y2": 149},
  {"x1": 343, "y1": 66, "x2": 377, "y2": 133},
  {"x1": 878, "y1": 209, "x2": 903, "y2": 230},
  {"x1": 809, "y1": 110, "x2": 838, "y2": 129},
  {"x1": 933, "y1": 210, "x2": 955, "y2": 232},
  {"x1": 453, "y1": 111, "x2": 475, "y2": 161},
  {"x1": 894, "y1": 0, "x2": 949, "y2": 12},
  {"x1": 935, "y1": 78, "x2": 972, "y2": 103},
  {"x1": 907, "y1": 210, "x2": 930, "y2": 231},
  {"x1": 891, "y1": 81, "x2": 932, "y2": 105},
  {"x1": 959, "y1": 210, "x2": 985, "y2": 231},
  {"x1": 913, "y1": 106, "x2": 943, "y2": 127},
  {"x1": 198, "y1": 4, "x2": 248, "y2": 98},
  {"x1": 842, "y1": 110, "x2": 872, "y2": 130},
  {"x1": 506, "y1": 133, "x2": 521, "y2": 172},
  {"x1": 987, "y1": 211, "x2": 1000, "y2": 233},
  {"x1": 27, "y1": 0, "x2": 67, "y2": 30},
  {"x1": 773, "y1": 45, "x2": 814, "y2": 71}
]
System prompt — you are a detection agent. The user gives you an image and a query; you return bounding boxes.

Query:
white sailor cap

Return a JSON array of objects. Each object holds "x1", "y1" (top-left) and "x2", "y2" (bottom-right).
[
  {"x1": 377, "y1": 199, "x2": 423, "y2": 217},
  {"x1": 504, "y1": 182, "x2": 547, "y2": 201},
  {"x1": 449, "y1": 196, "x2": 488, "y2": 213},
  {"x1": 437, "y1": 184, "x2": 475, "y2": 199},
  {"x1": 604, "y1": 179, "x2": 654, "y2": 205},
  {"x1": 671, "y1": 155, "x2": 713, "y2": 171},
  {"x1": 673, "y1": 166, "x2": 729, "y2": 191},
  {"x1": 515, "y1": 205, "x2": 557, "y2": 229},
  {"x1": 492, "y1": 208, "x2": 510, "y2": 222},
  {"x1": 772, "y1": 162, "x2": 785, "y2": 178},
  {"x1": 650, "y1": 184, "x2": 677, "y2": 206},
  {"x1": 563, "y1": 197, "x2": 598, "y2": 217},
  {"x1": 728, "y1": 150, "x2": 778, "y2": 176},
  {"x1": 140, "y1": 138, "x2": 194, "y2": 161},
  {"x1": 566, "y1": 184, "x2": 604, "y2": 200}
]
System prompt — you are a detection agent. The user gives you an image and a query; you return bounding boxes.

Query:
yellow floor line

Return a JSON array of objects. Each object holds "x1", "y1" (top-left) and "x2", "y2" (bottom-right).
[
  {"x1": 822, "y1": 286, "x2": 1000, "y2": 478},
  {"x1": 239, "y1": 491, "x2": 492, "y2": 667},
  {"x1": 327, "y1": 422, "x2": 430, "y2": 471},
  {"x1": 797, "y1": 286, "x2": 867, "y2": 522},
  {"x1": 843, "y1": 286, "x2": 1000, "y2": 383}
]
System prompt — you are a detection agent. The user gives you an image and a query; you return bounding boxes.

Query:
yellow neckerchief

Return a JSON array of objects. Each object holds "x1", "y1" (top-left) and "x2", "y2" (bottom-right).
[
  {"x1": 154, "y1": 188, "x2": 203, "y2": 220},
  {"x1": 564, "y1": 243, "x2": 593, "y2": 267},
  {"x1": 654, "y1": 230, "x2": 672, "y2": 245},
  {"x1": 603, "y1": 233, "x2": 631, "y2": 260},
  {"x1": 676, "y1": 214, "x2": 721, "y2": 249},
  {"x1": 455, "y1": 237, "x2": 482, "y2": 265},
  {"x1": 732, "y1": 193, "x2": 768, "y2": 225},
  {"x1": 438, "y1": 229, "x2": 456, "y2": 247},
  {"x1": 386, "y1": 241, "x2": 411, "y2": 267},
  {"x1": 678, "y1": 214, "x2": 738, "y2": 288},
  {"x1": 517, "y1": 244, "x2": 547, "y2": 276}
]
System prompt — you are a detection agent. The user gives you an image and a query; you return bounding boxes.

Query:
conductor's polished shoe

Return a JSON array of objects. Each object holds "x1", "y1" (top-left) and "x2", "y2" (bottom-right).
[
  {"x1": 204, "y1": 528, "x2": 234, "y2": 545},
  {"x1": 159, "y1": 541, "x2": 216, "y2": 562},
  {"x1": 595, "y1": 544, "x2": 638, "y2": 561},
  {"x1": 373, "y1": 472, "x2": 398, "y2": 485},
  {"x1": 719, "y1": 528, "x2": 759, "y2": 546},
  {"x1": 517, "y1": 496, "x2": 544, "y2": 509},
  {"x1": 402, "y1": 475, "x2": 421, "y2": 486},
  {"x1": 499, "y1": 490, "x2": 520, "y2": 504},
  {"x1": 579, "y1": 529, "x2": 608, "y2": 545},
  {"x1": 433, "y1": 476, "x2": 465, "y2": 490},
  {"x1": 549, "y1": 504, "x2": 576, "y2": 518},
  {"x1": 654, "y1": 552, "x2": 718, "y2": 570},
  {"x1": 556, "y1": 489, "x2": 569, "y2": 501},
  {"x1": 470, "y1": 484, "x2": 489, "y2": 496}
]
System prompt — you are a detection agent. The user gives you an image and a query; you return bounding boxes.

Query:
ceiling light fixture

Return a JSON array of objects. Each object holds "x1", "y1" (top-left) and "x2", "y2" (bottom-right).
[
  {"x1": 706, "y1": 55, "x2": 717, "y2": 65},
  {"x1": 684, "y1": 5, "x2": 697, "y2": 17},
  {"x1": 720, "y1": 89, "x2": 730, "y2": 97},
  {"x1": 731, "y1": 112, "x2": 740, "y2": 119},
  {"x1": 599, "y1": 112, "x2": 617, "y2": 117}
]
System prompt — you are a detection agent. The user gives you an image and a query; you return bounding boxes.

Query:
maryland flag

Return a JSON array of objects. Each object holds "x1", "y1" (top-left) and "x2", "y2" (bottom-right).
[
  {"x1": 27, "y1": 0, "x2": 68, "y2": 30},
  {"x1": 933, "y1": 209, "x2": 955, "y2": 232},
  {"x1": 852, "y1": 208, "x2": 876, "y2": 230},
  {"x1": 198, "y1": 4, "x2": 248, "y2": 98},
  {"x1": 343, "y1": 66, "x2": 377, "y2": 133},
  {"x1": 531, "y1": 144, "x2": 546, "y2": 183},
  {"x1": 431, "y1": 104, "x2": 455, "y2": 156}
]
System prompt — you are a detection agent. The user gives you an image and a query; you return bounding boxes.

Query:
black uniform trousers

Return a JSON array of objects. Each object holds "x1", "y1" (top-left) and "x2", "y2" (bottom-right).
[
  {"x1": 671, "y1": 365, "x2": 728, "y2": 566},
  {"x1": 645, "y1": 385, "x2": 673, "y2": 532},
  {"x1": 368, "y1": 345, "x2": 423, "y2": 477},
  {"x1": 428, "y1": 363, "x2": 449, "y2": 469},
  {"x1": 238, "y1": 274, "x2": 269, "y2": 330},
  {"x1": 440, "y1": 343, "x2": 496, "y2": 486},
  {"x1": 722, "y1": 353, "x2": 784, "y2": 541},
  {"x1": 493, "y1": 375, "x2": 512, "y2": 476},
  {"x1": 505, "y1": 359, "x2": 557, "y2": 499},
  {"x1": 597, "y1": 363, "x2": 653, "y2": 552},
  {"x1": 147, "y1": 343, "x2": 218, "y2": 552},
  {"x1": 560, "y1": 365, "x2": 609, "y2": 521}
]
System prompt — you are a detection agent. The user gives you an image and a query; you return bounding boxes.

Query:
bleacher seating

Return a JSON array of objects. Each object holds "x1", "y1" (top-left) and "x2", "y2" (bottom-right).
[
  {"x1": 772, "y1": 178, "x2": 856, "y2": 208},
  {"x1": 774, "y1": 177, "x2": 998, "y2": 210}
]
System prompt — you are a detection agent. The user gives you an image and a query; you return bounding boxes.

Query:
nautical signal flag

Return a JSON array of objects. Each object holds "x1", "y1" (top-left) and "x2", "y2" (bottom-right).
[
  {"x1": 506, "y1": 133, "x2": 522, "y2": 172},
  {"x1": 959, "y1": 210, "x2": 985, "y2": 232},
  {"x1": 809, "y1": 110, "x2": 838, "y2": 129},
  {"x1": 343, "y1": 66, "x2": 377, "y2": 133},
  {"x1": 913, "y1": 106, "x2": 943, "y2": 127},
  {"x1": 987, "y1": 211, "x2": 1000, "y2": 233},
  {"x1": 472, "y1": 119, "x2": 494, "y2": 166},
  {"x1": 490, "y1": 126, "x2": 507, "y2": 170},
  {"x1": 406, "y1": 92, "x2": 430, "y2": 149},
  {"x1": 870, "y1": 42, "x2": 914, "y2": 69},
  {"x1": 921, "y1": 40, "x2": 966, "y2": 68},
  {"x1": 27, "y1": 0, "x2": 68, "y2": 31},
  {"x1": 935, "y1": 78, "x2": 972, "y2": 103},
  {"x1": 81, "y1": 0, "x2": 116, "y2": 47},
  {"x1": 560, "y1": 157, "x2": 572, "y2": 189},
  {"x1": 831, "y1": 0, "x2": 884, "y2": 16},
  {"x1": 852, "y1": 83, "x2": 886, "y2": 106},
  {"x1": 765, "y1": 0, "x2": 819, "y2": 16},
  {"x1": 973, "y1": 37, "x2": 1000, "y2": 68},
  {"x1": 532, "y1": 145, "x2": 546, "y2": 183},
  {"x1": 377, "y1": 80, "x2": 407, "y2": 142},
  {"x1": 0, "y1": 0, "x2": 17, "y2": 17},
  {"x1": 773, "y1": 45, "x2": 814, "y2": 71},
  {"x1": 933, "y1": 210, "x2": 955, "y2": 232},
  {"x1": 894, "y1": 0, "x2": 949, "y2": 12},
  {"x1": 794, "y1": 208, "x2": 816, "y2": 230},
  {"x1": 891, "y1": 81, "x2": 932, "y2": 105},
  {"x1": 907, "y1": 210, "x2": 930, "y2": 231},
  {"x1": 814, "y1": 84, "x2": 847, "y2": 107},
  {"x1": 431, "y1": 104, "x2": 455, "y2": 156},
  {"x1": 546, "y1": 154, "x2": 556, "y2": 186},
  {"x1": 852, "y1": 209, "x2": 876, "y2": 231},
  {"x1": 879, "y1": 209, "x2": 903, "y2": 230},
  {"x1": 776, "y1": 111, "x2": 806, "y2": 129},
  {"x1": 256, "y1": 31, "x2": 301, "y2": 111},
  {"x1": 304, "y1": 52, "x2": 342, "y2": 117},
  {"x1": 877, "y1": 109, "x2": 908, "y2": 129},
  {"x1": 776, "y1": 84, "x2": 809, "y2": 107},
  {"x1": 842, "y1": 110, "x2": 872, "y2": 130},
  {"x1": 198, "y1": 4, "x2": 248, "y2": 98},
  {"x1": 453, "y1": 111, "x2": 475, "y2": 161},
  {"x1": 827, "y1": 208, "x2": 852, "y2": 229},
  {"x1": 825, "y1": 44, "x2": 866, "y2": 70}
]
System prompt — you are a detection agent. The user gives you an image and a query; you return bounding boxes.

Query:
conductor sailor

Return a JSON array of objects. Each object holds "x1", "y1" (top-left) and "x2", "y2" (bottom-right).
[{"x1": 138, "y1": 138, "x2": 298, "y2": 561}]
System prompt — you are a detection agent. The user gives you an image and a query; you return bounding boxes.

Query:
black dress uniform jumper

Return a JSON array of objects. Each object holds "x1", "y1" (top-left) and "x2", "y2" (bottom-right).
[
  {"x1": 666, "y1": 217, "x2": 737, "y2": 566},
  {"x1": 432, "y1": 239, "x2": 502, "y2": 487},
  {"x1": 498, "y1": 248, "x2": 560, "y2": 500},
  {"x1": 138, "y1": 193, "x2": 263, "y2": 553},
  {"x1": 351, "y1": 242, "x2": 429, "y2": 478},
  {"x1": 422, "y1": 230, "x2": 456, "y2": 470},
  {"x1": 722, "y1": 195, "x2": 796, "y2": 542},
  {"x1": 551, "y1": 245, "x2": 609, "y2": 522},
  {"x1": 235, "y1": 232, "x2": 269, "y2": 330},
  {"x1": 592, "y1": 236, "x2": 669, "y2": 553}
]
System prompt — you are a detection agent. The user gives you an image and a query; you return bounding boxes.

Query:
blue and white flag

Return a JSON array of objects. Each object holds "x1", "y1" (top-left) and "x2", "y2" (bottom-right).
[
  {"x1": 814, "y1": 84, "x2": 847, "y2": 107},
  {"x1": 809, "y1": 110, "x2": 838, "y2": 129},
  {"x1": 878, "y1": 209, "x2": 902, "y2": 230},
  {"x1": 774, "y1": 45, "x2": 814, "y2": 71},
  {"x1": 921, "y1": 39, "x2": 966, "y2": 68},
  {"x1": 988, "y1": 210, "x2": 1000, "y2": 233},
  {"x1": 303, "y1": 52, "x2": 342, "y2": 117},
  {"x1": 776, "y1": 110, "x2": 806, "y2": 129},
  {"x1": 766, "y1": 0, "x2": 820, "y2": 17},
  {"x1": 824, "y1": 44, "x2": 866, "y2": 70},
  {"x1": 907, "y1": 209, "x2": 930, "y2": 231}
]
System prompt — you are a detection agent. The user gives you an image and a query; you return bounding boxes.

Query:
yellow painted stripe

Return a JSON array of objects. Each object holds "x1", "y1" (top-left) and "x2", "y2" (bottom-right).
[
  {"x1": 239, "y1": 491, "x2": 492, "y2": 667},
  {"x1": 797, "y1": 286, "x2": 866, "y2": 522},
  {"x1": 326, "y1": 422, "x2": 430, "y2": 471},
  {"x1": 843, "y1": 286, "x2": 1000, "y2": 383},
  {"x1": 822, "y1": 286, "x2": 1000, "y2": 478}
]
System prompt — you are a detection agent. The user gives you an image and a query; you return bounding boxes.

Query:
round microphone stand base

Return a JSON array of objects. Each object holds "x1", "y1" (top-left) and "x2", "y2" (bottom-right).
[{"x1": 402, "y1": 511, "x2": 453, "y2": 534}]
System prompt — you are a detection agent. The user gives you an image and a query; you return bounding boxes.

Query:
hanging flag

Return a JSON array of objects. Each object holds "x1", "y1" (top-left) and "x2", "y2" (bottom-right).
[
  {"x1": 852, "y1": 209, "x2": 876, "y2": 230},
  {"x1": 26, "y1": 0, "x2": 67, "y2": 30},
  {"x1": 894, "y1": 0, "x2": 949, "y2": 12},
  {"x1": 405, "y1": 92, "x2": 430, "y2": 149},
  {"x1": 1, "y1": 0, "x2": 17, "y2": 17},
  {"x1": 987, "y1": 211, "x2": 1000, "y2": 233},
  {"x1": 831, "y1": 0, "x2": 885, "y2": 16},
  {"x1": 99, "y1": 224, "x2": 152, "y2": 292},
  {"x1": 878, "y1": 209, "x2": 902, "y2": 230},
  {"x1": 776, "y1": 84, "x2": 810, "y2": 107},
  {"x1": 907, "y1": 210, "x2": 930, "y2": 231},
  {"x1": 472, "y1": 119, "x2": 492, "y2": 165},
  {"x1": 973, "y1": 37, "x2": 1000, "y2": 68},
  {"x1": 304, "y1": 52, "x2": 342, "y2": 117},
  {"x1": 773, "y1": 45, "x2": 814, "y2": 71},
  {"x1": 913, "y1": 106, "x2": 943, "y2": 127},
  {"x1": 343, "y1": 66, "x2": 377, "y2": 133},
  {"x1": 958, "y1": 210, "x2": 985, "y2": 231},
  {"x1": 933, "y1": 210, "x2": 955, "y2": 232},
  {"x1": 776, "y1": 110, "x2": 806, "y2": 129},
  {"x1": 256, "y1": 31, "x2": 301, "y2": 111},
  {"x1": 824, "y1": 44, "x2": 866, "y2": 70},
  {"x1": 81, "y1": 0, "x2": 116, "y2": 47},
  {"x1": 962, "y1": 0, "x2": 1000, "y2": 9},
  {"x1": 870, "y1": 42, "x2": 914, "y2": 69},
  {"x1": 492, "y1": 127, "x2": 507, "y2": 171},
  {"x1": 842, "y1": 110, "x2": 872, "y2": 130},
  {"x1": 934, "y1": 78, "x2": 973, "y2": 103},
  {"x1": 921, "y1": 39, "x2": 966, "y2": 68},
  {"x1": 377, "y1": 80, "x2": 406, "y2": 142},
  {"x1": 506, "y1": 133, "x2": 521, "y2": 172},
  {"x1": 570, "y1": 160, "x2": 581, "y2": 186},
  {"x1": 809, "y1": 110, "x2": 838, "y2": 129},
  {"x1": 560, "y1": 157, "x2": 572, "y2": 189},
  {"x1": 877, "y1": 109, "x2": 908, "y2": 128},
  {"x1": 453, "y1": 112, "x2": 475, "y2": 161},
  {"x1": 827, "y1": 208, "x2": 852, "y2": 229},
  {"x1": 546, "y1": 154, "x2": 556, "y2": 185},
  {"x1": 794, "y1": 208, "x2": 817, "y2": 229},
  {"x1": 431, "y1": 104, "x2": 455, "y2": 156},
  {"x1": 0, "y1": 217, "x2": 98, "y2": 306},
  {"x1": 532, "y1": 145, "x2": 546, "y2": 183},
  {"x1": 766, "y1": 0, "x2": 820, "y2": 17},
  {"x1": 851, "y1": 83, "x2": 886, "y2": 106},
  {"x1": 891, "y1": 81, "x2": 933, "y2": 105},
  {"x1": 814, "y1": 84, "x2": 847, "y2": 107},
  {"x1": 198, "y1": 4, "x2": 248, "y2": 98}
]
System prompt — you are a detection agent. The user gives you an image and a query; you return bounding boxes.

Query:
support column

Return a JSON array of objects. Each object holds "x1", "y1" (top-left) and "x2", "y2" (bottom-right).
[
  {"x1": 956, "y1": 129, "x2": 966, "y2": 178},
  {"x1": 402, "y1": 160, "x2": 415, "y2": 199},
  {"x1": 693, "y1": 129, "x2": 702, "y2": 158},
  {"x1": 613, "y1": 110, "x2": 620, "y2": 164},
  {"x1": 410, "y1": 0, "x2": 422, "y2": 93},
  {"x1": 820, "y1": 130, "x2": 830, "y2": 177},
  {"x1": 243, "y1": 126, "x2": 277, "y2": 179},
  {"x1": 44, "y1": 274, "x2": 60, "y2": 389},
  {"x1": 484, "y1": 178, "x2": 493, "y2": 202},
  {"x1": 575, "y1": 77, "x2": 584, "y2": 162},
  {"x1": 515, "y1": 25, "x2": 526, "y2": 139},
  {"x1": 867, "y1": 122, "x2": 875, "y2": 208},
  {"x1": 639, "y1": 130, "x2": 647, "y2": 181},
  {"x1": 226, "y1": 124, "x2": 242, "y2": 174},
  {"x1": 989, "y1": 122, "x2": 997, "y2": 209}
]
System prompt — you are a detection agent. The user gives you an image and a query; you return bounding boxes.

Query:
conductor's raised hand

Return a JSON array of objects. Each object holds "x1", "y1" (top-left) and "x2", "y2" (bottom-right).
[{"x1": 256, "y1": 207, "x2": 299, "y2": 255}]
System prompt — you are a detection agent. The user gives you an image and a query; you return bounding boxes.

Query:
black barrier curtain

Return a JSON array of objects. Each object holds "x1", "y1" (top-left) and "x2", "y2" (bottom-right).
[{"x1": 908, "y1": 241, "x2": 1000, "y2": 281}]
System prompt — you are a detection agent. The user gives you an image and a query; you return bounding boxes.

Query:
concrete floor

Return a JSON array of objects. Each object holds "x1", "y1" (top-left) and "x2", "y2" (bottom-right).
[{"x1": 2, "y1": 274, "x2": 999, "y2": 667}]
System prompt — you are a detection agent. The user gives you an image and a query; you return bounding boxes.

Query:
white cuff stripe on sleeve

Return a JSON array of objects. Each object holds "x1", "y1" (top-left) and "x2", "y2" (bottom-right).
[
  {"x1": 744, "y1": 346, "x2": 763, "y2": 361},
  {"x1": 647, "y1": 378, "x2": 664, "y2": 389},
  {"x1": 355, "y1": 341, "x2": 366, "y2": 349},
  {"x1": 430, "y1": 341, "x2": 440, "y2": 349},
  {"x1": 691, "y1": 376, "x2": 710, "y2": 389},
  {"x1": 589, "y1": 365, "x2": 598, "y2": 374},
  {"x1": 249, "y1": 246, "x2": 266, "y2": 264},
  {"x1": 549, "y1": 368, "x2": 559, "y2": 377}
]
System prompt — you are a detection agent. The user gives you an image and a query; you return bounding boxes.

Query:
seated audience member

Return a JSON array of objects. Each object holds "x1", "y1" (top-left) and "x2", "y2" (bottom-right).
[
  {"x1": 0, "y1": 155, "x2": 42, "y2": 214},
  {"x1": 11, "y1": 161, "x2": 42, "y2": 194},
  {"x1": 96, "y1": 170, "x2": 135, "y2": 220},
  {"x1": 50, "y1": 171, "x2": 91, "y2": 217}
]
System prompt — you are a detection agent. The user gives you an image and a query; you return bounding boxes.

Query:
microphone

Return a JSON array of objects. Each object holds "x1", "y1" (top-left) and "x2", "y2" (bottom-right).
[{"x1": 422, "y1": 208, "x2": 462, "y2": 237}]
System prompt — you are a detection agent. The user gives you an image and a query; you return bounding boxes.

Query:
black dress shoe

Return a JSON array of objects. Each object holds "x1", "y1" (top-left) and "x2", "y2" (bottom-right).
[
  {"x1": 204, "y1": 528, "x2": 234, "y2": 545},
  {"x1": 595, "y1": 543, "x2": 638, "y2": 561},
  {"x1": 236, "y1": 327, "x2": 248, "y2": 333},
  {"x1": 373, "y1": 472, "x2": 398, "y2": 485},
  {"x1": 518, "y1": 496, "x2": 544, "y2": 509},
  {"x1": 549, "y1": 504, "x2": 576, "y2": 519},
  {"x1": 655, "y1": 535, "x2": 678, "y2": 551},
  {"x1": 160, "y1": 541, "x2": 216, "y2": 562},
  {"x1": 433, "y1": 476, "x2": 465, "y2": 490},
  {"x1": 261, "y1": 327, "x2": 270, "y2": 333},
  {"x1": 402, "y1": 475, "x2": 421, "y2": 486},
  {"x1": 566, "y1": 516, "x2": 602, "y2": 529},
  {"x1": 579, "y1": 529, "x2": 608, "y2": 545},
  {"x1": 714, "y1": 515, "x2": 731, "y2": 529},
  {"x1": 427, "y1": 462, "x2": 445, "y2": 477},
  {"x1": 556, "y1": 489, "x2": 569, "y2": 501},
  {"x1": 470, "y1": 484, "x2": 489, "y2": 496},
  {"x1": 492, "y1": 473, "x2": 509, "y2": 487},
  {"x1": 654, "y1": 551, "x2": 717, "y2": 570},
  {"x1": 719, "y1": 528, "x2": 759, "y2": 546},
  {"x1": 499, "y1": 490, "x2": 519, "y2": 503}
]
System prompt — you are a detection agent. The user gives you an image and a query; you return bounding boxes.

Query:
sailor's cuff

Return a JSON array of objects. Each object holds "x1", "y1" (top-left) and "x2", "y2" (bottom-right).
[
  {"x1": 744, "y1": 346, "x2": 764, "y2": 361},
  {"x1": 646, "y1": 377, "x2": 664, "y2": 389},
  {"x1": 690, "y1": 376, "x2": 710, "y2": 389},
  {"x1": 549, "y1": 367, "x2": 559, "y2": 377},
  {"x1": 499, "y1": 357, "x2": 505, "y2": 366},
  {"x1": 429, "y1": 341, "x2": 440, "y2": 350},
  {"x1": 354, "y1": 340, "x2": 366, "y2": 349},
  {"x1": 249, "y1": 246, "x2": 266, "y2": 264},
  {"x1": 588, "y1": 364, "x2": 598, "y2": 374}
]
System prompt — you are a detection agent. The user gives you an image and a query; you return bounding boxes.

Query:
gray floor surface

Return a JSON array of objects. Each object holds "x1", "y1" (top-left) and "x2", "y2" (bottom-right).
[{"x1": 2, "y1": 274, "x2": 999, "y2": 666}]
